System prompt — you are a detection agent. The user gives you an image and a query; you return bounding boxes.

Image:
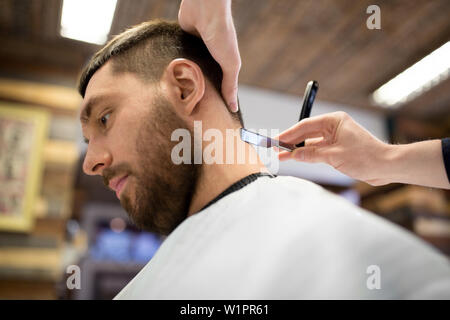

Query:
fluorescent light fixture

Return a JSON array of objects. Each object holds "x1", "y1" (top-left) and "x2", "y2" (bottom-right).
[
  {"x1": 60, "y1": 0, "x2": 117, "y2": 45},
  {"x1": 372, "y1": 41, "x2": 450, "y2": 108}
]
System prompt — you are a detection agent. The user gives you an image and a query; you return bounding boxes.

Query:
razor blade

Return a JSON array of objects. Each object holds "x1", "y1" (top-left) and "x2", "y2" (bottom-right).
[{"x1": 240, "y1": 128, "x2": 295, "y2": 152}]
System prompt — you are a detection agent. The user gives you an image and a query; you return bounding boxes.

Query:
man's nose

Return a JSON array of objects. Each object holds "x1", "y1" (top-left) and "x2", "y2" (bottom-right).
[{"x1": 82, "y1": 142, "x2": 112, "y2": 176}]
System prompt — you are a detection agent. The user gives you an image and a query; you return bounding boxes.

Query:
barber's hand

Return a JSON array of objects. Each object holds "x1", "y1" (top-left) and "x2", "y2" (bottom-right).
[
  {"x1": 275, "y1": 112, "x2": 391, "y2": 186},
  {"x1": 179, "y1": 0, "x2": 241, "y2": 112}
]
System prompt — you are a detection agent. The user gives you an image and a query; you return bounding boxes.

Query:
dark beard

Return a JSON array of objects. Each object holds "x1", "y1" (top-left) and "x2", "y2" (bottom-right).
[{"x1": 122, "y1": 94, "x2": 199, "y2": 235}]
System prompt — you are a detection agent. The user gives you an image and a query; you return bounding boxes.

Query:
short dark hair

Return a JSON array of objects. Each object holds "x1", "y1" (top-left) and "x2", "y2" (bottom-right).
[{"x1": 78, "y1": 19, "x2": 243, "y2": 125}]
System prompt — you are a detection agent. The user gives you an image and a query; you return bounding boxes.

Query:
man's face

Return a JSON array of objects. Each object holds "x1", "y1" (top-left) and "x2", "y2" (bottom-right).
[{"x1": 80, "y1": 62, "x2": 198, "y2": 235}]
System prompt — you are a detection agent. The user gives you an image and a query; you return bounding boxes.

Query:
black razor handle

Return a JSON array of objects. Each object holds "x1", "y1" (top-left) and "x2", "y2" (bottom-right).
[{"x1": 295, "y1": 80, "x2": 319, "y2": 148}]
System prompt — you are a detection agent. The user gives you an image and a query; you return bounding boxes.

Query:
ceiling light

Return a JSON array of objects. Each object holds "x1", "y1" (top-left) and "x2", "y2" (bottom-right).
[
  {"x1": 372, "y1": 41, "x2": 450, "y2": 108},
  {"x1": 60, "y1": 0, "x2": 117, "y2": 45}
]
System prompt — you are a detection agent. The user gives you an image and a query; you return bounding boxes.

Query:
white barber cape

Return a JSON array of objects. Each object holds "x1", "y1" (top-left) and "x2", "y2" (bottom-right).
[{"x1": 115, "y1": 175, "x2": 450, "y2": 299}]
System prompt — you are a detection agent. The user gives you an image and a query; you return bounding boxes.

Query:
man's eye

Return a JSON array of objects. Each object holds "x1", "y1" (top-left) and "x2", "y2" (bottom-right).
[{"x1": 100, "y1": 113, "x2": 110, "y2": 126}]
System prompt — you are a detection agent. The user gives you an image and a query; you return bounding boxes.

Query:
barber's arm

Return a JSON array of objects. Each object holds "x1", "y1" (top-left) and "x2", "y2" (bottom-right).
[
  {"x1": 178, "y1": 0, "x2": 240, "y2": 112},
  {"x1": 276, "y1": 112, "x2": 450, "y2": 189}
]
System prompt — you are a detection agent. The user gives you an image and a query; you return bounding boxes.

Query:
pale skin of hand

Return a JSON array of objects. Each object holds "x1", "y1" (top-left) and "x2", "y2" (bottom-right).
[
  {"x1": 275, "y1": 112, "x2": 450, "y2": 189},
  {"x1": 178, "y1": 0, "x2": 241, "y2": 112}
]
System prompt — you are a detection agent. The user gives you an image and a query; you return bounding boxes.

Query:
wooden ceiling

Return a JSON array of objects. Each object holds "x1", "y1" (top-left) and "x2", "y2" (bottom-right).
[{"x1": 0, "y1": 0, "x2": 449, "y2": 120}]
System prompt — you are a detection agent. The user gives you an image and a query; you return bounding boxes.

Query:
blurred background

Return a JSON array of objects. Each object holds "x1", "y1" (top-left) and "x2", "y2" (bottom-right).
[{"x1": 0, "y1": 0, "x2": 449, "y2": 299}]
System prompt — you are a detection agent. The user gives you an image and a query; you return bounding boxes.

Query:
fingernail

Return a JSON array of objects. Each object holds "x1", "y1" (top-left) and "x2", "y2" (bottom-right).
[
  {"x1": 294, "y1": 150, "x2": 304, "y2": 161},
  {"x1": 229, "y1": 102, "x2": 238, "y2": 112}
]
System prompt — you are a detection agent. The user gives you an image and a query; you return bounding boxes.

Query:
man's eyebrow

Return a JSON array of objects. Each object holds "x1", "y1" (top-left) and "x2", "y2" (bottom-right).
[{"x1": 80, "y1": 95, "x2": 106, "y2": 124}]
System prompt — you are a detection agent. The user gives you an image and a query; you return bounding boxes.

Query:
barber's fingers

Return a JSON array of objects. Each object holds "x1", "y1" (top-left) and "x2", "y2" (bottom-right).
[
  {"x1": 206, "y1": 24, "x2": 241, "y2": 112},
  {"x1": 178, "y1": 0, "x2": 199, "y2": 36},
  {"x1": 275, "y1": 112, "x2": 344, "y2": 145},
  {"x1": 304, "y1": 137, "x2": 328, "y2": 147},
  {"x1": 292, "y1": 146, "x2": 334, "y2": 163},
  {"x1": 278, "y1": 145, "x2": 335, "y2": 164},
  {"x1": 274, "y1": 137, "x2": 326, "y2": 156},
  {"x1": 278, "y1": 150, "x2": 292, "y2": 161},
  {"x1": 220, "y1": 49, "x2": 241, "y2": 112}
]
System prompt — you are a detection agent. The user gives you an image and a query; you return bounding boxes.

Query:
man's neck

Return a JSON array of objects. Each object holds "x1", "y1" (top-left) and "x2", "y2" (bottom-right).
[{"x1": 187, "y1": 135, "x2": 268, "y2": 217}]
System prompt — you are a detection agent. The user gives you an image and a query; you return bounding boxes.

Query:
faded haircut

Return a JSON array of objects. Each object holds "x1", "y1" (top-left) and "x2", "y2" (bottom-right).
[{"x1": 78, "y1": 19, "x2": 243, "y2": 125}]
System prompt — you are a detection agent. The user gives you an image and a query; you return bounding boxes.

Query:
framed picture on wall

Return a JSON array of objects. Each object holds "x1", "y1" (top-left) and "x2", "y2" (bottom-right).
[{"x1": 0, "y1": 103, "x2": 49, "y2": 232}]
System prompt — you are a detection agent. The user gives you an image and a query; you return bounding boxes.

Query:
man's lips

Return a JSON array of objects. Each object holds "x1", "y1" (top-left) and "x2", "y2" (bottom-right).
[{"x1": 108, "y1": 175, "x2": 129, "y2": 199}]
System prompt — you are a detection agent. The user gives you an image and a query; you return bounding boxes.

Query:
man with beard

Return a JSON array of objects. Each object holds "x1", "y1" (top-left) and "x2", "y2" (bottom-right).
[{"x1": 79, "y1": 20, "x2": 450, "y2": 299}]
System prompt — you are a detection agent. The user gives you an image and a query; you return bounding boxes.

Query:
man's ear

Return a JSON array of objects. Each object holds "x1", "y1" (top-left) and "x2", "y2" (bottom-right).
[{"x1": 161, "y1": 58, "x2": 205, "y2": 116}]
